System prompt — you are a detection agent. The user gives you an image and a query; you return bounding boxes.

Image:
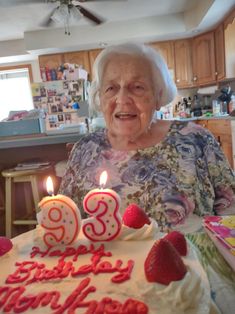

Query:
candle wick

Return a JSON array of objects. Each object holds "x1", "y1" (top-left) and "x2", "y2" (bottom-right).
[{"x1": 100, "y1": 184, "x2": 105, "y2": 190}]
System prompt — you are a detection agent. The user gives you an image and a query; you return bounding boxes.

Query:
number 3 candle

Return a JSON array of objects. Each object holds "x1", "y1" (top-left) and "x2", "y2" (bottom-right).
[
  {"x1": 37, "y1": 176, "x2": 81, "y2": 247},
  {"x1": 83, "y1": 171, "x2": 122, "y2": 241}
]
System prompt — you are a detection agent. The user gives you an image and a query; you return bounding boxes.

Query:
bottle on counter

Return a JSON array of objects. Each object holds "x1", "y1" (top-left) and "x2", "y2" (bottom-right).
[
  {"x1": 228, "y1": 94, "x2": 235, "y2": 114},
  {"x1": 192, "y1": 95, "x2": 202, "y2": 117},
  {"x1": 221, "y1": 101, "x2": 228, "y2": 115},
  {"x1": 212, "y1": 99, "x2": 221, "y2": 116}
]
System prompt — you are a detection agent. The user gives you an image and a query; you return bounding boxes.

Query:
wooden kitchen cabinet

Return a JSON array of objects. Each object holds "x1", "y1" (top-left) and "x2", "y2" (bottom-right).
[
  {"x1": 196, "y1": 119, "x2": 233, "y2": 168},
  {"x1": 63, "y1": 51, "x2": 90, "y2": 74},
  {"x1": 214, "y1": 24, "x2": 225, "y2": 81},
  {"x1": 224, "y1": 7, "x2": 235, "y2": 79},
  {"x1": 39, "y1": 50, "x2": 90, "y2": 78},
  {"x1": 38, "y1": 53, "x2": 64, "y2": 71},
  {"x1": 192, "y1": 31, "x2": 216, "y2": 85},
  {"x1": 149, "y1": 41, "x2": 175, "y2": 70},
  {"x1": 174, "y1": 39, "x2": 193, "y2": 88}
]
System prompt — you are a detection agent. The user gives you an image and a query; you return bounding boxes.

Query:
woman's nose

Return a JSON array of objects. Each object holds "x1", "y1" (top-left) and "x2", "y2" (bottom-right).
[{"x1": 116, "y1": 87, "x2": 131, "y2": 104}]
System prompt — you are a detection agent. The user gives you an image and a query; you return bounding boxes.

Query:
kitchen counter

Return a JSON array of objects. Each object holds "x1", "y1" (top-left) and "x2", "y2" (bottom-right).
[
  {"x1": 170, "y1": 114, "x2": 233, "y2": 121},
  {"x1": 0, "y1": 132, "x2": 83, "y2": 149}
]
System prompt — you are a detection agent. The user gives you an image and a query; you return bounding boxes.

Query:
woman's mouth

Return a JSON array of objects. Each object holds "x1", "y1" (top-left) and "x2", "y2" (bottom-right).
[{"x1": 115, "y1": 112, "x2": 137, "y2": 119}]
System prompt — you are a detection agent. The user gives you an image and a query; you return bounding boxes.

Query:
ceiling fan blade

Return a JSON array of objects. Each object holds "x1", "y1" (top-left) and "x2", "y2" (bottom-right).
[
  {"x1": 76, "y1": 4, "x2": 104, "y2": 25},
  {"x1": 40, "y1": 6, "x2": 58, "y2": 27}
]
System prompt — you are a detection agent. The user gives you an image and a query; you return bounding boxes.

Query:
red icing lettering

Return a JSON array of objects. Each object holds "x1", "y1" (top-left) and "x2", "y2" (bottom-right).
[{"x1": 1, "y1": 243, "x2": 149, "y2": 313}]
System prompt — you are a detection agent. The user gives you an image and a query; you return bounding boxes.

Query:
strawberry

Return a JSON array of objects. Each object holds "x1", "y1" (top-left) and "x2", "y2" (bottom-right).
[
  {"x1": 0, "y1": 237, "x2": 13, "y2": 256},
  {"x1": 122, "y1": 204, "x2": 151, "y2": 229},
  {"x1": 164, "y1": 231, "x2": 187, "y2": 256},
  {"x1": 144, "y1": 238, "x2": 187, "y2": 285}
]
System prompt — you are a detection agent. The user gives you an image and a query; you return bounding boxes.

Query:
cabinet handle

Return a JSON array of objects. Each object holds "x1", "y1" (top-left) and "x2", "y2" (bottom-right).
[
  {"x1": 193, "y1": 76, "x2": 197, "y2": 81},
  {"x1": 176, "y1": 79, "x2": 180, "y2": 83},
  {"x1": 215, "y1": 71, "x2": 218, "y2": 76},
  {"x1": 217, "y1": 136, "x2": 221, "y2": 145}
]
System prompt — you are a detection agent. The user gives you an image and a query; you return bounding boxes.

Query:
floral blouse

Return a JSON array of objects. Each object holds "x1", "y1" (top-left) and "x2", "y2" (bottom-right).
[{"x1": 59, "y1": 121, "x2": 235, "y2": 233}]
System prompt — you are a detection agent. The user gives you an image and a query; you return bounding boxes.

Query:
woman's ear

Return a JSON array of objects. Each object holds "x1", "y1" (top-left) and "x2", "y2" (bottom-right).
[{"x1": 155, "y1": 89, "x2": 163, "y2": 110}]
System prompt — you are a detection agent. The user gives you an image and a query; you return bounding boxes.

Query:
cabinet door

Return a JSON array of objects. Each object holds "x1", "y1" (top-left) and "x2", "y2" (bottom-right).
[
  {"x1": 174, "y1": 39, "x2": 193, "y2": 88},
  {"x1": 224, "y1": 12, "x2": 235, "y2": 79},
  {"x1": 192, "y1": 32, "x2": 216, "y2": 85},
  {"x1": 196, "y1": 119, "x2": 233, "y2": 168},
  {"x1": 214, "y1": 24, "x2": 225, "y2": 81},
  {"x1": 219, "y1": 134, "x2": 233, "y2": 168},
  {"x1": 88, "y1": 49, "x2": 103, "y2": 78},
  {"x1": 207, "y1": 119, "x2": 233, "y2": 168},
  {"x1": 149, "y1": 41, "x2": 175, "y2": 69},
  {"x1": 196, "y1": 120, "x2": 208, "y2": 129},
  {"x1": 38, "y1": 53, "x2": 64, "y2": 70},
  {"x1": 64, "y1": 51, "x2": 90, "y2": 74}
]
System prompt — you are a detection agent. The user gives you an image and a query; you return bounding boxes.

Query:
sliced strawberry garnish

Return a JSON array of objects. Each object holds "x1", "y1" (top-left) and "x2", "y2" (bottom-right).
[
  {"x1": 122, "y1": 204, "x2": 150, "y2": 229},
  {"x1": 0, "y1": 237, "x2": 13, "y2": 256},
  {"x1": 164, "y1": 231, "x2": 187, "y2": 256},
  {"x1": 144, "y1": 238, "x2": 187, "y2": 285}
]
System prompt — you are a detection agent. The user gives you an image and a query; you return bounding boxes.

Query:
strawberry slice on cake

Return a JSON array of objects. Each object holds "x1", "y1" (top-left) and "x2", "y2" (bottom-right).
[
  {"x1": 164, "y1": 230, "x2": 188, "y2": 256},
  {"x1": 144, "y1": 238, "x2": 187, "y2": 285},
  {"x1": 122, "y1": 204, "x2": 151, "y2": 229}
]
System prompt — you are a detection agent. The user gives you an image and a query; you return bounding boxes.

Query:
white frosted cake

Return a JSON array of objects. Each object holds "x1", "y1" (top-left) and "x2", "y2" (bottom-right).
[{"x1": 0, "y1": 220, "x2": 217, "y2": 314}]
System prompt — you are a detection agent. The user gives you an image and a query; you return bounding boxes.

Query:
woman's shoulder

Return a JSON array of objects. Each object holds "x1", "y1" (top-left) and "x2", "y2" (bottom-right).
[
  {"x1": 73, "y1": 129, "x2": 110, "y2": 149},
  {"x1": 170, "y1": 120, "x2": 213, "y2": 136}
]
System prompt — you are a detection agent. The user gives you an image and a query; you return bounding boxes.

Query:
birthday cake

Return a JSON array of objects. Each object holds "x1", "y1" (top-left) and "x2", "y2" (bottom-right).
[
  {"x1": 0, "y1": 223, "x2": 216, "y2": 313},
  {"x1": 0, "y1": 184, "x2": 217, "y2": 314}
]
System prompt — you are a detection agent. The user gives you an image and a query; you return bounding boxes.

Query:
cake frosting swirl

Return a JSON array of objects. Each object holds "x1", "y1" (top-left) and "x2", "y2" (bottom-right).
[{"x1": 117, "y1": 219, "x2": 160, "y2": 240}]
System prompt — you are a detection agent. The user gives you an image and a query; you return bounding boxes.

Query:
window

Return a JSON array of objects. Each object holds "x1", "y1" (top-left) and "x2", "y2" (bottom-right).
[{"x1": 0, "y1": 65, "x2": 34, "y2": 121}]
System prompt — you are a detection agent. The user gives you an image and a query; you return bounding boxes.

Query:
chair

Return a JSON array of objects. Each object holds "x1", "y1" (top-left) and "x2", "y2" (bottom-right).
[
  {"x1": 1, "y1": 165, "x2": 53, "y2": 238},
  {"x1": 55, "y1": 142, "x2": 74, "y2": 178}
]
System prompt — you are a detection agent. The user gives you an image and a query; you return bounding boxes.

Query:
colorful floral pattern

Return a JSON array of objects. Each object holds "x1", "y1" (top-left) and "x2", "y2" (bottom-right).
[
  {"x1": 59, "y1": 121, "x2": 235, "y2": 231},
  {"x1": 59, "y1": 120, "x2": 235, "y2": 313}
]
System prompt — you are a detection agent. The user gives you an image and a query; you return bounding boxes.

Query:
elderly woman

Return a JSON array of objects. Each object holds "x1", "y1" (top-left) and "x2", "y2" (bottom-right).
[
  {"x1": 59, "y1": 42, "x2": 235, "y2": 314},
  {"x1": 60, "y1": 42, "x2": 235, "y2": 229}
]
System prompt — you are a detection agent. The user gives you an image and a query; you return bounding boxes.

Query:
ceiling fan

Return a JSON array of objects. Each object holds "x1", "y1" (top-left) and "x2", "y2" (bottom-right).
[{"x1": 2, "y1": 0, "x2": 126, "y2": 35}]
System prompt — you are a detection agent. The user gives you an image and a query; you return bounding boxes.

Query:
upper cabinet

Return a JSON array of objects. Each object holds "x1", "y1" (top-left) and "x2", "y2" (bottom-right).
[
  {"x1": 149, "y1": 41, "x2": 175, "y2": 70},
  {"x1": 38, "y1": 53, "x2": 64, "y2": 71},
  {"x1": 214, "y1": 24, "x2": 225, "y2": 81},
  {"x1": 39, "y1": 50, "x2": 90, "y2": 79},
  {"x1": 173, "y1": 39, "x2": 193, "y2": 88},
  {"x1": 191, "y1": 31, "x2": 216, "y2": 85},
  {"x1": 224, "y1": 7, "x2": 235, "y2": 79},
  {"x1": 63, "y1": 51, "x2": 90, "y2": 74}
]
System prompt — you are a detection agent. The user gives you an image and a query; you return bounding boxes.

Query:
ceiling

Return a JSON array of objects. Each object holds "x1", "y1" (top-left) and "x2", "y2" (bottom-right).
[{"x1": 0, "y1": 0, "x2": 235, "y2": 64}]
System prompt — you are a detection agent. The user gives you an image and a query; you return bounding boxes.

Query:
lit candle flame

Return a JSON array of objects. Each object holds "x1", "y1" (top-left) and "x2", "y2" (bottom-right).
[
  {"x1": 46, "y1": 176, "x2": 54, "y2": 196},
  {"x1": 99, "y1": 171, "x2": 108, "y2": 189}
]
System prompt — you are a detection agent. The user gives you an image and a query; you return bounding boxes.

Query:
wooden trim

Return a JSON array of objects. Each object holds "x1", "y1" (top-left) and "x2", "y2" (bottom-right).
[
  {"x1": 0, "y1": 64, "x2": 33, "y2": 83},
  {"x1": 224, "y1": 6, "x2": 235, "y2": 30}
]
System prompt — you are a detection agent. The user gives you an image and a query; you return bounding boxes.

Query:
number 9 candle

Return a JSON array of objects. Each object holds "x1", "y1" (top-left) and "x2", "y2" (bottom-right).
[
  {"x1": 82, "y1": 171, "x2": 122, "y2": 241},
  {"x1": 37, "y1": 176, "x2": 81, "y2": 247}
]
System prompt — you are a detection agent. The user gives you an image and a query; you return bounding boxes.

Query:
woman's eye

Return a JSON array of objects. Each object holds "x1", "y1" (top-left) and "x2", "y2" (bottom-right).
[
  {"x1": 134, "y1": 84, "x2": 144, "y2": 89},
  {"x1": 131, "y1": 83, "x2": 145, "y2": 95},
  {"x1": 105, "y1": 85, "x2": 116, "y2": 95}
]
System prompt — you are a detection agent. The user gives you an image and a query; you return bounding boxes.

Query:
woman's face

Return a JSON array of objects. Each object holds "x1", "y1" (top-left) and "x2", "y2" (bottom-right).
[{"x1": 99, "y1": 54, "x2": 157, "y2": 139}]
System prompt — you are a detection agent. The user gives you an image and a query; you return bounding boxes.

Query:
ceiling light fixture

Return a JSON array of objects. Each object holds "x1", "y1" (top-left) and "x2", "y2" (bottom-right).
[{"x1": 51, "y1": 4, "x2": 81, "y2": 35}]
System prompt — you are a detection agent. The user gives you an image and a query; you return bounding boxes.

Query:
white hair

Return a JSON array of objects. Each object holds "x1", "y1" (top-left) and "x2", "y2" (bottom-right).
[{"x1": 88, "y1": 42, "x2": 177, "y2": 115}]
